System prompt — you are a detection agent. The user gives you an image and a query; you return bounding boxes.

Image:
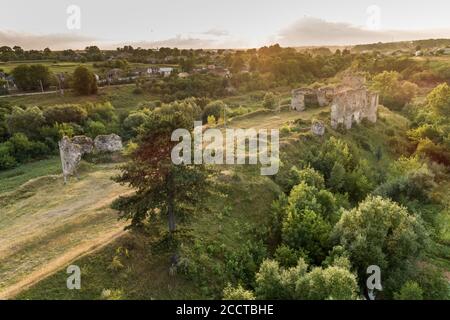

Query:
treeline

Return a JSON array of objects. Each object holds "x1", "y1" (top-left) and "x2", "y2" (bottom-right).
[{"x1": 0, "y1": 101, "x2": 119, "y2": 169}]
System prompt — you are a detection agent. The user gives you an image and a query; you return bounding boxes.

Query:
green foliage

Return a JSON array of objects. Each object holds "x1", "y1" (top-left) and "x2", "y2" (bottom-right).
[
  {"x1": 426, "y1": 83, "x2": 450, "y2": 117},
  {"x1": 43, "y1": 104, "x2": 88, "y2": 125},
  {"x1": 254, "y1": 258, "x2": 358, "y2": 300},
  {"x1": 274, "y1": 244, "x2": 309, "y2": 268},
  {"x1": 371, "y1": 71, "x2": 418, "y2": 110},
  {"x1": 333, "y1": 196, "x2": 427, "y2": 294},
  {"x1": 0, "y1": 143, "x2": 17, "y2": 169},
  {"x1": 280, "y1": 182, "x2": 337, "y2": 262},
  {"x1": 112, "y1": 100, "x2": 210, "y2": 233},
  {"x1": 12, "y1": 64, "x2": 52, "y2": 91},
  {"x1": 122, "y1": 110, "x2": 150, "y2": 138},
  {"x1": 278, "y1": 165, "x2": 325, "y2": 193},
  {"x1": 4, "y1": 133, "x2": 49, "y2": 163},
  {"x1": 263, "y1": 92, "x2": 276, "y2": 109},
  {"x1": 202, "y1": 100, "x2": 226, "y2": 123},
  {"x1": 6, "y1": 106, "x2": 45, "y2": 139},
  {"x1": 414, "y1": 265, "x2": 449, "y2": 300},
  {"x1": 222, "y1": 284, "x2": 255, "y2": 300},
  {"x1": 394, "y1": 281, "x2": 423, "y2": 300},
  {"x1": 72, "y1": 66, "x2": 98, "y2": 95},
  {"x1": 85, "y1": 120, "x2": 107, "y2": 138}
]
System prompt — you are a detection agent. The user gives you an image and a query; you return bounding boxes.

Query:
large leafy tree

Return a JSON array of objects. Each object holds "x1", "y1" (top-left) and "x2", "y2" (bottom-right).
[
  {"x1": 112, "y1": 101, "x2": 209, "y2": 237},
  {"x1": 254, "y1": 258, "x2": 358, "y2": 300},
  {"x1": 333, "y1": 196, "x2": 427, "y2": 297},
  {"x1": 12, "y1": 64, "x2": 52, "y2": 91},
  {"x1": 72, "y1": 66, "x2": 98, "y2": 95}
]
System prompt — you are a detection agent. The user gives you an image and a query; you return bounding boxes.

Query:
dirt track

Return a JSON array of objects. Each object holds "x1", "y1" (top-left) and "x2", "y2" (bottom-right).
[{"x1": 0, "y1": 166, "x2": 130, "y2": 299}]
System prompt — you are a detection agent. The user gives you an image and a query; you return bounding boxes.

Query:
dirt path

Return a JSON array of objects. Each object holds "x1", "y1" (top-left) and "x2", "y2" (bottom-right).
[
  {"x1": 0, "y1": 166, "x2": 131, "y2": 299},
  {"x1": 0, "y1": 229, "x2": 125, "y2": 300}
]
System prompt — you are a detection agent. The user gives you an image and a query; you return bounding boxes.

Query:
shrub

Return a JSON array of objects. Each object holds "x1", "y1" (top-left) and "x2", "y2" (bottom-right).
[
  {"x1": 43, "y1": 104, "x2": 87, "y2": 125},
  {"x1": 222, "y1": 284, "x2": 255, "y2": 300},
  {"x1": 394, "y1": 281, "x2": 423, "y2": 300}
]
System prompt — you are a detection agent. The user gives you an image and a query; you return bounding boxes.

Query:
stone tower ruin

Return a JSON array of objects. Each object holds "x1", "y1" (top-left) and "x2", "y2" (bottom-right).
[{"x1": 291, "y1": 76, "x2": 379, "y2": 129}]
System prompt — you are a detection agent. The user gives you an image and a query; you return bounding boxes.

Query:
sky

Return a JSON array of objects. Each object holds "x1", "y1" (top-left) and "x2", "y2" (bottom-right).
[{"x1": 2, "y1": 0, "x2": 450, "y2": 49}]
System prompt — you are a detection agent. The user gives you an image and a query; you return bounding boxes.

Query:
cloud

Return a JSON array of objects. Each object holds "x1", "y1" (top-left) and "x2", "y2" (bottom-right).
[
  {"x1": 119, "y1": 34, "x2": 248, "y2": 49},
  {"x1": 124, "y1": 36, "x2": 217, "y2": 49},
  {"x1": 0, "y1": 30, "x2": 97, "y2": 50},
  {"x1": 277, "y1": 17, "x2": 450, "y2": 46},
  {"x1": 201, "y1": 28, "x2": 229, "y2": 37}
]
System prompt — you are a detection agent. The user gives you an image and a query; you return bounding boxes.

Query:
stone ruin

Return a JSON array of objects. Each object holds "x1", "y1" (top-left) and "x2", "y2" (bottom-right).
[
  {"x1": 311, "y1": 120, "x2": 325, "y2": 136},
  {"x1": 291, "y1": 76, "x2": 379, "y2": 129},
  {"x1": 59, "y1": 133, "x2": 123, "y2": 183},
  {"x1": 291, "y1": 87, "x2": 334, "y2": 111},
  {"x1": 94, "y1": 134, "x2": 123, "y2": 152}
]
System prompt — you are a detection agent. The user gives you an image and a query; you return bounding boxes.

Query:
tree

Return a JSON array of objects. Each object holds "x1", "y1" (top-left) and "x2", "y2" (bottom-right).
[
  {"x1": 202, "y1": 100, "x2": 226, "y2": 123},
  {"x1": 254, "y1": 258, "x2": 358, "y2": 300},
  {"x1": 394, "y1": 281, "x2": 423, "y2": 300},
  {"x1": 6, "y1": 106, "x2": 45, "y2": 139},
  {"x1": 222, "y1": 284, "x2": 255, "y2": 300},
  {"x1": 72, "y1": 66, "x2": 98, "y2": 95},
  {"x1": 231, "y1": 55, "x2": 245, "y2": 73},
  {"x1": 112, "y1": 101, "x2": 210, "y2": 237},
  {"x1": 296, "y1": 265, "x2": 358, "y2": 300},
  {"x1": 333, "y1": 196, "x2": 427, "y2": 294},
  {"x1": 426, "y1": 83, "x2": 450, "y2": 117},
  {"x1": 180, "y1": 58, "x2": 195, "y2": 72},
  {"x1": 370, "y1": 71, "x2": 418, "y2": 110},
  {"x1": 281, "y1": 182, "x2": 336, "y2": 262},
  {"x1": 262, "y1": 92, "x2": 276, "y2": 110},
  {"x1": 12, "y1": 64, "x2": 52, "y2": 91}
]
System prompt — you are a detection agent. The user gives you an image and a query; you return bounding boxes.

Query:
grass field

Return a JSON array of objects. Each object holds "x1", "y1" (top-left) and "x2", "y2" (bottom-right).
[
  {"x1": 0, "y1": 61, "x2": 163, "y2": 74},
  {"x1": 0, "y1": 157, "x2": 61, "y2": 193},
  {"x1": 0, "y1": 61, "x2": 98, "y2": 74},
  {"x1": 0, "y1": 162, "x2": 129, "y2": 299},
  {"x1": 1, "y1": 85, "x2": 159, "y2": 111}
]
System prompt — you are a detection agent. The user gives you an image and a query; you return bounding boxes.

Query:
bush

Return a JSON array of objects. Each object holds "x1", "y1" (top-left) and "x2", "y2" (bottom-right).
[
  {"x1": 394, "y1": 281, "x2": 423, "y2": 300},
  {"x1": 6, "y1": 106, "x2": 45, "y2": 139},
  {"x1": 85, "y1": 120, "x2": 107, "y2": 138},
  {"x1": 263, "y1": 92, "x2": 277, "y2": 109},
  {"x1": 222, "y1": 284, "x2": 255, "y2": 300},
  {"x1": 43, "y1": 104, "x2": 87, "y2": 125},
  {"x1": 202, "y1": 100, "x2": 226, "y2": 123},
  {"x1": 0, "y1": 143, "x2": 17, "y2": 169}
]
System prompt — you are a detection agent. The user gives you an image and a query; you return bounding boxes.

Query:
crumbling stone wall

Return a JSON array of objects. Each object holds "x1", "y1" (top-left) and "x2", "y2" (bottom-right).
[
  {"x1": 94, "y1": 134, "x2": 123, "y2": 152},
  {"x1": 291, "y1": 87, "x2": 333, "y2": 111},
  {"x1": 330, "y1": 88, "x2": 378, "y2": 129},
  {"x1": 59, "y1": 134, "x2": 122, "y2": 183},
  {"x1": 291, "y1": 76, "x2": 379, "y2": 130}
]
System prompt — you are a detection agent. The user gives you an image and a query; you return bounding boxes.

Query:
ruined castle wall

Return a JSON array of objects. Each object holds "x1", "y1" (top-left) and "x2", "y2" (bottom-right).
[
  {"x1": 291, "y1": 89, "x2": 306, "y2": 111},
  {"x1": 59, "y1": 134, "x2": 123, "y2": 183},
  {"x1": 331, "y1": 88, "x2": 378, "y2": 129}
]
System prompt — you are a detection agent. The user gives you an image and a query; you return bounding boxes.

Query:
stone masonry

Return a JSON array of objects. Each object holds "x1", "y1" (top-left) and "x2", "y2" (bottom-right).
[
  {"x1": 59, "y1": 134, "x2": 123, "y2": 183},
  {"x1": 291, "y1": 76, "x2": 379, "y2": 130}
]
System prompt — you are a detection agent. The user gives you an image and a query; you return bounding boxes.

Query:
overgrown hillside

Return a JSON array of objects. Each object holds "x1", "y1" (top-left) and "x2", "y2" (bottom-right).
[{"x1": 15, "y1": 105, "x2": 448, "y2": 300}]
